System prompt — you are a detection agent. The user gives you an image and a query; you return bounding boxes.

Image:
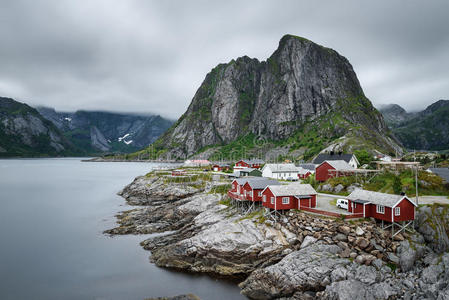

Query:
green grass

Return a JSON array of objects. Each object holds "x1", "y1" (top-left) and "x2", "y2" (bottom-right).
[
  {"x1": 319, "y1": 170, "x2": 449, "y2": 196},
  {"x1": 210, "y1": 184, "x2": 232, "y2": 195},
  {"x1": 218, "y1": 198, "x2": 232, "y2": 206}
]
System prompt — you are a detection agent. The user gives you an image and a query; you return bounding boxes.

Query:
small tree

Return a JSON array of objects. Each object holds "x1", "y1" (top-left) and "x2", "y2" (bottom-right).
[
  {"x1": 354, "y1": 150, "x2": 372, "y2": 166},
  {"x1": 393, "y1": 176, "x2": 402, "y2": 194}
]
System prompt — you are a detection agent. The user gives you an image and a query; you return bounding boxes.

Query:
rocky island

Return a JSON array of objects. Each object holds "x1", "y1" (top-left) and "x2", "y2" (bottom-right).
[{"x1": 106, "y1": 169, "x2": 449, "y2": 299}]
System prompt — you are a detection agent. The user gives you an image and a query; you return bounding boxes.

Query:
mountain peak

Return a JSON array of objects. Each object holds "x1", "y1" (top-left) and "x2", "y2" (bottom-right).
[{"x1": 146, "y1": 35, "x2": 401, "y2": 160}]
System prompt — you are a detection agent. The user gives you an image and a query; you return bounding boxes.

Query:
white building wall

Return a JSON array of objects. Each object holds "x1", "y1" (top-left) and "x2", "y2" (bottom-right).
[{"x1": 262, "y1": 167, "x2": 273, "y2": 178}]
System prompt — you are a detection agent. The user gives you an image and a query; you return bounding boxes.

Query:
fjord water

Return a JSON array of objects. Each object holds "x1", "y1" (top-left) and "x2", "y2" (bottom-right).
[{"x1": 0, "y1": 158, "x2": 244, "y2": 300}]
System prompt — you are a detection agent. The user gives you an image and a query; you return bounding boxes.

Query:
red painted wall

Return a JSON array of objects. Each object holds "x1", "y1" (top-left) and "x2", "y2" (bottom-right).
[
  {"x1": 393, "y1": 198, "x2": 415, "y2": 222},
  {"x1": 261, "y1": 189, "x2": 296, "y2": 210},
  {"x1": 235, "y1": 161, "x2": 250, "y2": 168},
  {"x1": 231, "y1": 181, "x2": 239, "y2": 192},
  {"x1": 252, "y1": 189, "x2": 264, "y2": 202},
  {"x1": 235, "y1": 161, "x2": 261, "y2": 169},
  {"x1": 365, "y1": 204, "x2": 393, "y2": 222},
  {"x1": 316, "y1": 162, "x2": 335, "y2": 181},
  {"x1": 348, "y1": 200, "x2": 364, "y2": 214},
  {"x1": 261, "y1": 188, "x2": 275, "y2": 208},
  {"x1": 298, "y1": 172, "x2": 312, "y2": 179}
]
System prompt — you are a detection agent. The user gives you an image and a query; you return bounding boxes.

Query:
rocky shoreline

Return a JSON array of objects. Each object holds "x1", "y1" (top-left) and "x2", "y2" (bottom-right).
[{"x1": 106, "y1": 171, "x2": 449, "y2": 299}]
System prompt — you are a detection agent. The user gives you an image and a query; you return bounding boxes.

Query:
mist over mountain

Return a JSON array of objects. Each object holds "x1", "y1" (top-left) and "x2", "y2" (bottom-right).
[
  {"x1": 380, "y1": 100, "x2": 449, "y2": 151},
  {"x1": 36, "y1": 107, "x2": 174, "y2": 154}
]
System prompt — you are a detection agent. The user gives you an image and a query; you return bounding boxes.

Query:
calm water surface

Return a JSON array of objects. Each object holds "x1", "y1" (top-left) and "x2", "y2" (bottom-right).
[{"x1": 0, "y1": 158, "x2": 244, "y2": 300}]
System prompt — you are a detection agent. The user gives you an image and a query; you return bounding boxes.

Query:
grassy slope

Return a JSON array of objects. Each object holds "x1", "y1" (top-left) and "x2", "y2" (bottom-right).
[{"x1": 310, "y1": 170, "x2": 449, "y2": 197}]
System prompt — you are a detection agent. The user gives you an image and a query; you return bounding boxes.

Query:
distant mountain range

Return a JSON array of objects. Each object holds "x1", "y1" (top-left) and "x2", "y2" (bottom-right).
[
  {"x1": 36, "y1": 107, "x2": 173, "y2": 154},
  {"x1": 139, "y1": 34, "x2": 402, "y2": 161},
  {"x1": 0, "y1": 96, "x2": 173, "y2": 157},
  {"x1": 379, "y1": 100, "x2": 449, "y2": 151},
  {"x1": 0, "y1": 97, "x2": 77, "y2": 157}
]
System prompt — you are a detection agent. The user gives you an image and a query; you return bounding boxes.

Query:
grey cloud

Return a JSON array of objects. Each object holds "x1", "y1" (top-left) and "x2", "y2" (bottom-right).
[{"x1": 0, "y1": 0, "x2": 448, "y2": 118}]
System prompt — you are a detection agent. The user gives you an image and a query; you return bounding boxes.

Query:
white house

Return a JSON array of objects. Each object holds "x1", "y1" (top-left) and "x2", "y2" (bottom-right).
[{"x1": 262, "y1": 163, "x2": 300, "y2": 180}]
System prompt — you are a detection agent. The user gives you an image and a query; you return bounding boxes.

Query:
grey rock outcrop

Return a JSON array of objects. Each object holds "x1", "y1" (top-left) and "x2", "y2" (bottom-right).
[
  {"x1": 119, "y1": 175, "x2": 200, "y2": 205},
  {"x1": 239, "y1": 243, "x2": 348, "y2": 299},
  {"x1": 415, "y1": 205, "x2": 449, "y2": 253}
]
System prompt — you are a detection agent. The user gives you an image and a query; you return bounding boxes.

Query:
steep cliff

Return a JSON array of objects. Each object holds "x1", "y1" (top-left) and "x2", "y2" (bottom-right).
[
  {"x1": 380, "y1": 100, "x2": 449, "y2": 151},
  {"x1": 150, "y1": 35, "x2": 401, "y2": 160},
  {"x1": 0, "y1": 97, "x2": 76, "y2": 157}
]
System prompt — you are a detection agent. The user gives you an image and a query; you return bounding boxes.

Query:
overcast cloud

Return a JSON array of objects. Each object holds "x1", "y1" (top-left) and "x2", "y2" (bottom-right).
[{"x1": 0, "y1": 0, "x2": 448, "y2": 118}]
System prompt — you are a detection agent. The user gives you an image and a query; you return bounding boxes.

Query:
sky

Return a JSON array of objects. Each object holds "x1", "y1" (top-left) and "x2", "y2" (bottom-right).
[{"x1": 0, "y1": 0, "x2": 448, "y2": 119}]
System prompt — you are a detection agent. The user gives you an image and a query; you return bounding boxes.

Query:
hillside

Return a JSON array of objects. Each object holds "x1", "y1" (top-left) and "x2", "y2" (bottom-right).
[
  {"x1": 36, "y1": 107, "x2": 174, "y2": 154},
  {"x1": 380, "y1": 100, "x2": 449, "y2": 151},
  {"x1": 137, "y1": 34, "x2": 401, "y2": 161},
  {"x1": 0, "y1": 97, "x2": 78, "y2": 157}
]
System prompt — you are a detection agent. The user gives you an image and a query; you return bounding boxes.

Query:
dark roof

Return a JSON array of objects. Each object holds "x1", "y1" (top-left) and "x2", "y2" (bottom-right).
[
  {"x1": 352, "y1": 199, "x2": 370, "y2": 204},
  {"x1": 246, "y1": 178, "x2": 280, "y2": 189},
  {"x1": 313, "y1": 153, "x2": 355, "y2": 164},
  {"x1": 429, "y1": 168, "x2": 449, "y2": 183},
  {"x1": 296, "y1": 163, "x2": 316, "y2": 171},
  {"x1": 212, "y1": 163, "x2": 230, "y2": 167}
]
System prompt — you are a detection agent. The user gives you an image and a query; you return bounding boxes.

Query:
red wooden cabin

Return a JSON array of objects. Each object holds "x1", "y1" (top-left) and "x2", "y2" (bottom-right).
[
  {"x1": 315, "y1": 160, "x2": 354, "y2": 182},
  {"x1": 297, "y1": 168, "x2": 312, "y2": 179},
  {"x1": 261, "y1": 183, "x2": 317, "y2": 211},
  {"x1": 347, "y1": 189, "x2": 417, "y2": 222},
  {"x1": 234, "y1": 159, "x2": 265, "y2": 170},
  {"x1": 211, "y1": 163, "x2": 230, "y2": 172},
  {"x1": 242, "y1": 179, "x2": 280, "y2": 202},
  {"x1": 229, "y1": 178, "x2": 280, "y2": 202},
  {"x1": 229, "y1": 178, "x2": 248, "y2": 200}
]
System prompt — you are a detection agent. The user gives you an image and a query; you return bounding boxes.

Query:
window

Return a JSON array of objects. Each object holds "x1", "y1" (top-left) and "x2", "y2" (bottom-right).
[
  {"x1": 237, "y1": 185, "x2": 240, "y2": 193},
  {"x1": 271, "y1": 197, "x2": 274, "y2": 204},
  {"x1": 376, "y1": 205, "x2": 385, "y2": 214},
  {"x1": 258, "y1": 191, "x2": 262, "y2": 197},
  {"x1": 263, "y1": 195, "x2": 266, "y2": 202},
  {"x1": 395, "y1": 207, "x2": 400, "y2": 216},
  {"x1": 282, "y1": 197, "x2": 290, "y2": 204}
]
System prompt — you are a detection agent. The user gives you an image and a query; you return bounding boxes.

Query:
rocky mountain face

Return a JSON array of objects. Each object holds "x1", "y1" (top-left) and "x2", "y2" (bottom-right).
[
  {"x1": 378, "y1": 104, "x2": 414, "y2": 127},
  {"x1": 151, "y1": 34, "x2": 401, "y2": 160},
  {"x1": 0, "y1": 97, "x2": 76, "y2": 157},
  {"x1": 380, "y1": 100, "x2": 449, "y2": 150},
  {"x1": 37, "y1": 107, "x2": 173, "y2": 153}
]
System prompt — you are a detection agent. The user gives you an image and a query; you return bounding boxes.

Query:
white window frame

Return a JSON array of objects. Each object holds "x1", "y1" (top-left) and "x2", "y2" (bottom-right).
[
  {"x1": 263, "y1": 195, "x2": 266, "y2": 202},
  {"x1": 282, "y1": 197, "x2": 290, "y2": 204},
  {"x1": 376, "y1": 205, "x2": 385, "y2": 214},
  {"x1": 237, "y1": 185, "x2": 240, "y2": 193},
  {"x1": 258, "y1": 191, "x2": 262, "y2": 197},
  {"x1": 270, "y1": 197, "x2": 274, "y2": 204},
  {"x1": 395, "y1": 207, "x2": 400, "y2": 216}
]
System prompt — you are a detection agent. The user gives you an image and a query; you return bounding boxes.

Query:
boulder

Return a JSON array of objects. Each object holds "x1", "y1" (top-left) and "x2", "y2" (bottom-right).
[
  {"x1": 300, "y1": 236, "x2": 317, "y2": 249},
  {"x1": 334, "y1": 184, "x2": 345, "y2": 193},
  {"x1": 339, "y1": 225, "x2": 351, "y2": 235},
  {"x1": 415, "y1": 206, "x2": 449, "y2": 253},
  {"x1": 356, "y1": 238, "x2": 370, "y2": 249},
  {"x1": 387, "y1": 252, "x2": 400, "y2": 264},
  {"x1": 355, "y1": 226, "x2": 365, "y2": 236}
]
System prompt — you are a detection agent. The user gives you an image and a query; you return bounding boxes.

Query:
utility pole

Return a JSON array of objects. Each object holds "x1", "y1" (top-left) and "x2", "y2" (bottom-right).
[{"x1": 415, "y1": 165, "x2": 419, "y2": 205}]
